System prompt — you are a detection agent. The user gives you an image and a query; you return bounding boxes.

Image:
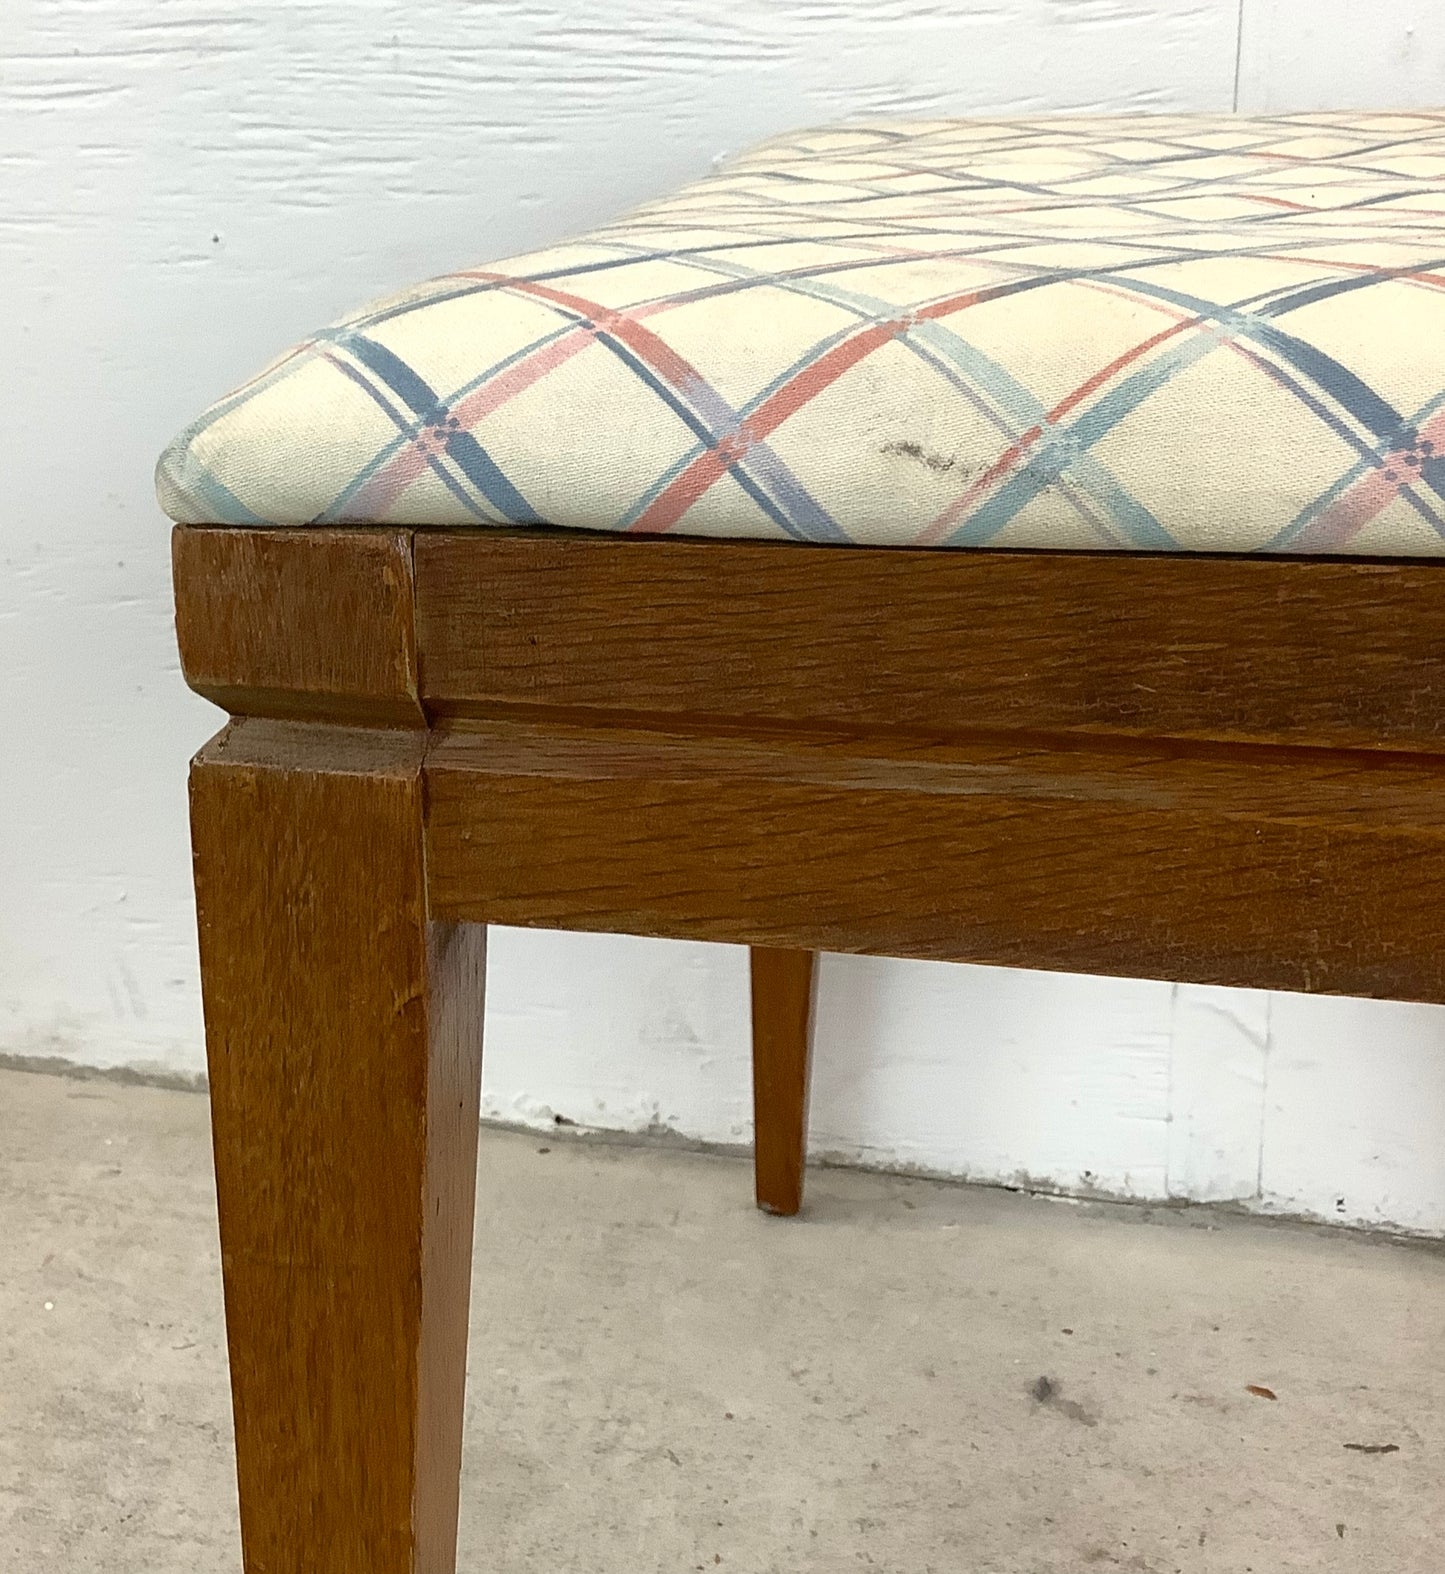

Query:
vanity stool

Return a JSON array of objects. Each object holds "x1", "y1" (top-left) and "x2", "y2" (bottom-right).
[{"x1": 162, "y1": 111, "x2": 1445, "y2": 1574}]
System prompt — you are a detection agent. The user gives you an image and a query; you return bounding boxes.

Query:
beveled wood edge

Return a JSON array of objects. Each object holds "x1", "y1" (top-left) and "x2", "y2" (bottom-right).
[
  {"x1": 173, "y1": 524, "x2": 423, "y2": 725},
  {"x1": 193, "y1": 715, "x2": 427, "y2": 777},
  {"x1": 176, "y1": 523, "x2": 1445, "y2": 752}
]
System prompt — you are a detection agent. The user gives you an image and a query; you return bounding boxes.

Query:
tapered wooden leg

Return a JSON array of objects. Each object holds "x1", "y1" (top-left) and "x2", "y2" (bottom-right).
[
  {"x1": 749, "y1": 947, "x2": 817, "y2": 1216},
  {"x1": 189, "y1": 720, "x2": 485, "y2": 1574}
]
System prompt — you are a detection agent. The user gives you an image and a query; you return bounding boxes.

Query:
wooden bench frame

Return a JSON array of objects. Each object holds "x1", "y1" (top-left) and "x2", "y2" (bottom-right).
[{"x1": 174, "y1": 522, "x2": 1445, "y2": 1574}]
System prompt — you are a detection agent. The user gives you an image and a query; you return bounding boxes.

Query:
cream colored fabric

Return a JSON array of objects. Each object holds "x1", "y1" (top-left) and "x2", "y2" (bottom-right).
[{"x1": 158, "y1": 112, "x2": 1445, "y2": 554}]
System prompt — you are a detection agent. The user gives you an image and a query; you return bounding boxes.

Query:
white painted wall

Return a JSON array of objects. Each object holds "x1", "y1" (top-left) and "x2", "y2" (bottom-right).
[{"x1": 4, "y1": 0, "x2": 1445, "y2": 1233}]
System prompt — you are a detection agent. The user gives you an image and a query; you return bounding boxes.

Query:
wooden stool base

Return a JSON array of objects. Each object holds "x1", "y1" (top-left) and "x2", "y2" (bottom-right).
[{"x1": 174, "y1": 522, "x2": 1445, "y2": 1572}]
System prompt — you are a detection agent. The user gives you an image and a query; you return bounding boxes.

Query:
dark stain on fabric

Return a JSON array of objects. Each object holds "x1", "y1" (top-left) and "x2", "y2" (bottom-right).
[{"x1": 882, "y1": 438, "x2": 967, "y2": 475}]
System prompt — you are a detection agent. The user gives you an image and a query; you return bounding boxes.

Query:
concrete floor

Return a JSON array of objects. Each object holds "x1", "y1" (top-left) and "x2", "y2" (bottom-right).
[{"x1": 0, "y1": 1068, "x2": 1441, "y2": 1573}]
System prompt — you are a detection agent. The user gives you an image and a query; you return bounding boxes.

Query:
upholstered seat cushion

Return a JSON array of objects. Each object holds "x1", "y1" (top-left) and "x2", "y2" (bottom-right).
[{"x1": 158, "y1": 112, "x2": 1445, "y2": 555}]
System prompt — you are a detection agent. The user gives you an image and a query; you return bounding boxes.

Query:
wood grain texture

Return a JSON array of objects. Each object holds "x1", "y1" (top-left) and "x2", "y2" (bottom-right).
[
  {"x1": 750, "y1": 947, "x2": 817, "y2": 1216},
  {"x1": 173, "y1": 525, "x2": 421, "y2": 724},
  {"x1": 425, "y1": 716, "x2": 1445, "y2": 1003},
  {"x1": 413, "y1": 531, "x2": 1445, "y2": 753},
  {"x1": 190, "y1": 718, "x2": 484, "y2": 1574}
]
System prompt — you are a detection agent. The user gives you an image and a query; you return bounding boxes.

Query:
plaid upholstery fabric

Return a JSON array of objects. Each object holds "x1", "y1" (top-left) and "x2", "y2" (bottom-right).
[{"x1": 157, "y1": 112, "x2": 1445, "y2": 555}]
